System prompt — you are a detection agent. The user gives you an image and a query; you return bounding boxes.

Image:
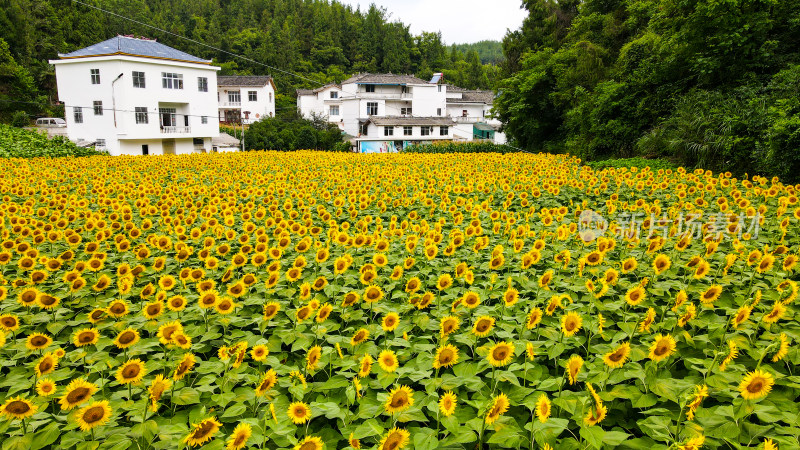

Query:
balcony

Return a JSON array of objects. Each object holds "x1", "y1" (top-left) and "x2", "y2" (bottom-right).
[
  {"x1": 161, "y1": 126, "x2": 191, "y2": 134},
  {"x1": 453, "y1": 116, "x2": 484, "y2": 123},
  {"x1": 219, "y1": 101, "x2": 242, "y2": 108}
]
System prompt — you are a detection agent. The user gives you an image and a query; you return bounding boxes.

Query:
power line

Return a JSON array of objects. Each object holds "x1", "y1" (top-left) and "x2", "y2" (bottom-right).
[{"x1": 70, "y1": 0, "x2": 325, "y2": 87}]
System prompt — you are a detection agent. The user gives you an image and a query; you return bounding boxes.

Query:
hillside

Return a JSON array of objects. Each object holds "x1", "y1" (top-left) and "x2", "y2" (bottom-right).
[{"x1": 452, "y1": 40, "x2": 503, "y2": 65}]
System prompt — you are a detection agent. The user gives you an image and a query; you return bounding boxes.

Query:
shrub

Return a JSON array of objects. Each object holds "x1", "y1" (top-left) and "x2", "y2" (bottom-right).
[
  {"x1": 0, "y1": 123, "x2": 104, "y2": 158},
  {"x1": 403, "y1": 141, "x2": 516, "y2": 154}
]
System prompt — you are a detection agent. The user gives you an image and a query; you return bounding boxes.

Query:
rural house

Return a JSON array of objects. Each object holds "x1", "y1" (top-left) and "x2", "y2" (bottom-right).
[
  {"x1": 217, "y1": 76, "x2": 276, "y2": 125},
  {"x1": 50, "y1": 35, "x2": 220, "y2": 156}
]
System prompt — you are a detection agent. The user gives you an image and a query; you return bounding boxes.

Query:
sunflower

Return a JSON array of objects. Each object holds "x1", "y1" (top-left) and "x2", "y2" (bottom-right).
[
  {"x1": 215, "y1": 297, "x2": 238, "y2": 315},
  {"x1": 762, "y1": 439, "x2": 777, "y2": 450},
  {"x1": 35, "y1": 352, "x2": 58, "y2": 376},
  {"x1": 561, "y1": 312, "x2": 582, "y2": 337},
  {"x1": 263, "y1": 302, "x2": 281, "y2": 320},
  {"x1": 199, "y1": 291, "x2": 219, "y2": 309},
  {"x1": 294, "y1": 436, "x2": 323, "y2": 450},
  {"x1": 36, "y1": 293, "x2": 59, "y2": 309},
  {"x1": 251, "y1": 344, "x2": 269, "y2": 362},
  {"x1": 172, "y1": 333, "x2": 192, "y2": 350},
  {"x1": 700, "y1": 285, "x2": 723, "y2": 305},
  {"x1": 0, "y1": 396, "x2": 37, "y2": 420},
  {"x1": 357, "y1": 354, "x2": 373, "y2": 377},
  {"x1": 26, "y1": 332, "x2": 52, "y2": 351},
  {"x1": 625, "y1": 285, "x2": 646, "y2": 306},
  {"x1": 148, "y1": 374, "x2": 172, "y2": 412},
  {"x1": 59, "y1": 378, "x2": 97, "y2": 410},
  {"x1": 316, "y1": 303, "x2": 333, "y2": 322},
  {"x1": 112, "y1": 328, "x2": 140, "y2": 349},
  {"x1": 349, "y1": 433, "x2": 361, "y2": 449},
  {"x1": 585, "y1": 250, "x2": 603, "y2": 266},
  {"x1": 106, "y1": 299, "x2": 129, "y2": 318},
  {"x1": 439, "y1": 316, "x2": 460, "y2": 338},
  {"x1": 0, "y1": 314, "x2": 20, "y2": 332},
  {"x1": 306, "y1": 346, "x2": 322, "y2": 371},
  {"x1": 116, "y1": 359, "x2": 147, "y2": 384},
  {"x1": 158, "y1": 275, "x2": 177, "y2": 291},
  {"x1": 535, "y1": 394, "x2": 551, "y2": 423},
  {"x1": 763, "y1": 302, "x2": 786, "y2": 324},
  {"x1": 439, "y1": 391, "x2": 457, "y2": 417},
  {"x1": 487, "y1": 341, "x2": 515, "y2": 367},
  {"x1": 184, "y1": 417, "x2": 222, "y2": 447},
  {"x1": 756, "y1": 254, "x2": 775, "y2": 273},
  {"x1": 255, "y1": 369, "x2": 278, "y2": 396},
  {"x1": 566, "y1": 355, "x2": 584, "y2": 385},
  {"x1": 485, "y1": 393, "x2": 509, "y2": 424},
  {"x1": 379, "y1": 427, "x2": 410, "y2": 450},
  {"x1": 472, "y1": 316, "x2": 495, "y2": 337},
  {"x1": 652, "y1": 254, "x2": 671, "y2": 275},
  {"x1": 384, "y1": 385, "x2": 414, "y2": 413},
  {"x1": 378, "y1": 349, "x2": 399, "y2": 372},
  {"x1": 526, "y1": 307, "x2": 543, "y2": 329},
  {"x1": 584, "y1": 402, "x2": 607, "y2": 427},
  {"x1": 685, "y1": 384, "x2": 708, "y2": 420},
  {"x1": 226, "y1": 423, "x2": 252, "y2": 450},
  {"x1": 503, "y1": 287, "x2": 519, "y2": 306},
  {"x1": 621, "y1": 257, "x2": 637, "y2": 273},
  {"x1": 364, "y1": 285, "x2": 384, "y2": 302},
  {"x1": 648, "y1": 334, "x2": 676, "y2": 362},
  {"x1": 342, "y1": 292, "x2": 360, "y2": 307},
  {"x1": 143, "y1": 300, "x2": 165, "y2": 319},
  {"x1": 772, "y1": 333, "x2": 789, "y2": 362},
  {"x1": 732, "y1": 305, "x2": 752, "y2": 328},
  {"x1": 433, "y1": 344, "x2": 459, "y2": 369},
  {"x1": 73, "y1": 328, "x2": 100, "y2": 347},
  {"x1": 738, "y1": 369, "x2": 774, "y2": 400},
  {"x1": 603, "y1": 342, "x2": 630, "y2": 368},
  {"x1": 436, "y1": 274, "x2": 453, "y2": 291},
  {"x1": 351, "y1": 328, "x2": 369, "y2": 346},
  {"x1": 678, "y1": 435, "x2": 705, "y2": 450},
  {"x1": 719, "y1": 340, "x2": 738, "y2": 371},
  {"x1": 157, "y1": 321, "x2": 183, "y2": 345},
  {"x1": 380, "y1": 312, "x2": 400, "y2": 332},
  {"x1": 287, "y1": 401, "x2": 312, "y2": 424}
]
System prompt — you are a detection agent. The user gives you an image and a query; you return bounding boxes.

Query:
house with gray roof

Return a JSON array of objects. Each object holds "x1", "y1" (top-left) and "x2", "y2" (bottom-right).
[
  {"x1": 217, "y1": 75, "x2": 276, "y2": 124},
  {"x1": 50, "y1": 35, "x2": 220, "y2": 156}
]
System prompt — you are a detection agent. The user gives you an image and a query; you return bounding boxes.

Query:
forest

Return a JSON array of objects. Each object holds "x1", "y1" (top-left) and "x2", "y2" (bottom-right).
[
  {"x1": 0, "y1": 0, "x2": 499, "y2": 123},
  {"x1": 494, "y1": 0, "x2": 800, "y2": 181}
]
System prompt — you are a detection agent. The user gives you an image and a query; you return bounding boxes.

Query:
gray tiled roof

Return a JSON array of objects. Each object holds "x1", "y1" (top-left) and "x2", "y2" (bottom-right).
[
  {"x1": 59, "y1": 36, "x2": 210, "y2": 64},
  {"x1": 342, "y1": 73, "x2": 430, "y2": 85},
  {"x1": 218, "y1": 76, "x2": 273, "y2": 87},
  {"x1": 446, "y1": 89, "x2": 494, "y2": 104},
  {"x1": 367, "y1": 116, "x2": 454, "y2": 126},
  {"x1": 296, "y1": 89, "x2": 315, "y2": 96},
  {"x1": 296, "y1": 83, "x2": 340, "y2": 96}
]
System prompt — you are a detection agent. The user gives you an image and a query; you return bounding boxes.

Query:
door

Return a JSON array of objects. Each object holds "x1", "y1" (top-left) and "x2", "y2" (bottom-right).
[
  {"x1": 159, "y1": 108, "x2": 177, "y2": 128},
  {"x1": 162, "y1": 139, "x2": 175, "y2": 155},
  {"x1": 141, "y1": 145, "x2": 149, "y2": 155}
]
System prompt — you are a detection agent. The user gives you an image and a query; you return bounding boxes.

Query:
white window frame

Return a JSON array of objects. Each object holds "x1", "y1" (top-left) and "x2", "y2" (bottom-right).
[
  {"x1": 384, "y1": 126, "x2": 394, "y2": 136},
  {"x1": 132, "y1": 71, "x2": 146, "y2": 88},
  {"x1": 93, "y1": 101, "x2": 103, "y2": 116},
  {"x1": 330, "y1": 91, "x2": 338, "y2": 99},
  {"x1": 440, "y1": 126, "x2": 449, "y2": 136},
  {"x1": 162, "y1": 73, "x2": 184, "y2": 89},
  {"x1": 73, "y1": 107, "x2": 83, "y2": 124},
  {"x1": 403, "y1": 126, "x2": 412, "y2": 136},
  {"x1": 135, "y1": 107, "x2": 148, "y2": 124},
  {"x1": 365, "y1": 85, "x2": 375, "y2": 93},
  {"x1": 90, "y1": 69, "x2": 100, "y2": 84},
  {"x1": 329, "y1": 105, "x2": 340, "y2": 116},
  {"x1": 421, "y1": 126, "x2": 431, "y2": 136},
  {"x1": 201, "y1": 116, "x2": 208, "y2": 124},
  {"x1": 248, "y1": 91, "x2": 257, "y2": 102},
  {"x1": 198, "y1": 77, "x2": 208, "y2": 92},
  {"x1": 366, "y1": 102, "x2": 378, "y2": 116},
  {"x1": 228, "y1": 91, "x2": 241, "y2": 104}
]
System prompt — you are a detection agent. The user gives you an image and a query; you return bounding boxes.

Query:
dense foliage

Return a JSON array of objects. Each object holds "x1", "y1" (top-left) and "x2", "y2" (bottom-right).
[
  {"x1": 584, "y1": 157, "x2": 676, "y2": 171},
  {"x1": 227, "y1": 116, "x2": 348, "y2": 152},
  {"x1": 0, "y1": 153, "x2": 797, "y2": 449},
  {"x1": 452, "y1": 41, "x2": 504, "y2": 65},
  {"x1": 0, "y1": 123, "x2": 104, "y2": 157},
  {"x1": 403, "y1": 141, "x2": 515, "y2": 154},
  {"x1": 494, "y1": 0, "x2": 800, "y2": 182},
  {"x1": 0, "y1": 0, "x2": 500, "y2": 122}
]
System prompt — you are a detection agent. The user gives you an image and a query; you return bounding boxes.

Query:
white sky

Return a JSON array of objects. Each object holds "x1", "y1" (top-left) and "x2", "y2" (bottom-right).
[{"x1": 336, "y1": 0, "x2": 527, "y2": 44}]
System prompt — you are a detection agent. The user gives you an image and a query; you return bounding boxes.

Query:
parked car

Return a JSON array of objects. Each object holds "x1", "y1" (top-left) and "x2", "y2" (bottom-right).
[{"x1": 35, "y1": 118, "x2": 67, "y2": 128}]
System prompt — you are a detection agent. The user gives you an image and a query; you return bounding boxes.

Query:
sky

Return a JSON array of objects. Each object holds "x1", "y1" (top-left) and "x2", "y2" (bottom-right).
[{"x1": 336, "y1": 0, "x2": 527, "y2": 44}]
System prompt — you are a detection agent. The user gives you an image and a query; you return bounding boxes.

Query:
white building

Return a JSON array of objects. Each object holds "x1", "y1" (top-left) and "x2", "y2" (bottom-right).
[
  {"x1": 217, "y1": 76, "x2": 276, "y2": 125},
  {"x1": 296, "y1": 73, "x2": 504, "y2": 152},
  {"x1": 50, "y1": 35, "x2": 220, "y2": 156}
]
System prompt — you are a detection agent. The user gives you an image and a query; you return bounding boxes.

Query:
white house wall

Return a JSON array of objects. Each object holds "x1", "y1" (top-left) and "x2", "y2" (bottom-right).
[
  {"x1": 217, "y1": 83, "x2": 275, "y2": 124},
  {"x1": 52, "y1": 55, "x2": 220, "y2": 156}
]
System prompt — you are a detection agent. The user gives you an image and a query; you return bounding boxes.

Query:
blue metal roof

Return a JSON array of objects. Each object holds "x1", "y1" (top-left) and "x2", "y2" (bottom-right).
[{"x1": 59, "y1": 36, "x2": 211, "y2": 64}]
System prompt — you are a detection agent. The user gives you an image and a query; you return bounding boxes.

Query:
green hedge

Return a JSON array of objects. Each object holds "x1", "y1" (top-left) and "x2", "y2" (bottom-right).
[
  {"x1": 402, "y1": 141, "x2": 516, "y2": 154},
  {"x1": 0, "y1": 124, "x2": 104, "y2": 158},
  {"x1": 585, "y1": 157, "x2": 677, "y2": 171}
]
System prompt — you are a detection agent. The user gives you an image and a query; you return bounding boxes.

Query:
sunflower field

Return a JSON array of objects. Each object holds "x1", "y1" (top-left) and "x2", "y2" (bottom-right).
[{"x1": 0, "y1": 152, "x2": 797, "y2": 450}]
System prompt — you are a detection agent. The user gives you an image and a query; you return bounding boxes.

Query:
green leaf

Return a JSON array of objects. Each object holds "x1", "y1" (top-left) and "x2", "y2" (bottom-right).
[
  {"x1": 31, "y1": 422, "x2": 60, "y2": 450},
  {"x1": 580, "y1": 426, "x2": 605, "y2": 450},
  {"x1": 221, "y1": 403, "x2": 248, "y2": 418},
  {"x1": 353, "y1": 418, "x2": 384, "y2": 439},
  {"x1": 173, "y1": 387, "x2": 201, "y2": 405},
  {"x1": 603, "y1": 430, "x2": 632, "y2": 446},
  {"x1": 4, "y1": 434, "x2": 33, "y2": 450},
  {"x1": 412, "y1": 427, "x2": 438, "y2": 450}
]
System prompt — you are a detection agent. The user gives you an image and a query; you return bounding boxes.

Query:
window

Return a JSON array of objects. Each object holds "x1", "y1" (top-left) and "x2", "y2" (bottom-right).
[
  {"x1": 365, "y1": 85, "x2": 375, "y2": 93},
  {"x1": 403, "y1": 126, "x2": 412, "y2": 136},
  {"x1": 269, "y1": 93, "x2": 272, "y2": 102},
  {"x1": 133, "y1": 71, "x2": 146, "y2": 88},
  {"x1": 421, "y1": 126, "x2": 431, "y2": 136},
  {"x1": 329, "y1": 105, "x2": 339, "y2": 116},
  {"x1": 366, "y1": 102, "x2": 378, "y2": 115},
  {"x1": 198, "y1": 77, "x2": 208, "y2": 92},
  {"x1": 135, "y1": 107, "x2": 148, "y2": 124},
  {"x1": 437, "y1": 108, "x2": 442, "y2": 116},
  {"x1": 95, "y1": 139, "x2": 106, "y2": 148},
  {"x1": 462, "y1": 110, "x2": 468, "y2": 117},
  {"x1": 330, "y1": 91, "x2": 338, "y2": 99},
  {"x1": 401, "y1": 86, "x2": 408, "y2": 94},
  {"x1": 228, "y1": 91, "x2": 241, "y2": 104},
  {"x1": 93, "y1": 101, "x2": 103, "y2": 116},
  {"x1": 90, "y1": 69, "x2": 100, "y2": 84},
  {"x1": 248, "y1": 91, "x2": 257, "y2": 102},
  {"x1": 401, "y1": 107, "x2": 412, "y2": 116},
  {"x1": 438, "y1": 85, "x2": 442, "y2": 92},
  {"x1": 201, "y1": 116, "x2": 208, "y2": 124},
  {"x1": 73, "y1": 107, "x2": 83, "y2": 123},
  {"x1": 384, "y1": 126, "x2": 394, "y2": 136},
  {"x1": 440, "y1": 126, "x2": 449, "y2": 136},
  {"x1": 162, "y1": 73, "x2": 183, "y2": 89}
]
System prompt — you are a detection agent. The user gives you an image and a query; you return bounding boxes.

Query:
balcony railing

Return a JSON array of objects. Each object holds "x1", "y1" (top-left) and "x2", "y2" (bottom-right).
[
  {"x1": 453, "y1": 116, "x2": 485, "y2": 123},
  {"x1": 219, "y1": 101, "x2": 242, "y2": 107},
  {"x1": 161, "y1": 126, "x2": 191, "y2": 134}
]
